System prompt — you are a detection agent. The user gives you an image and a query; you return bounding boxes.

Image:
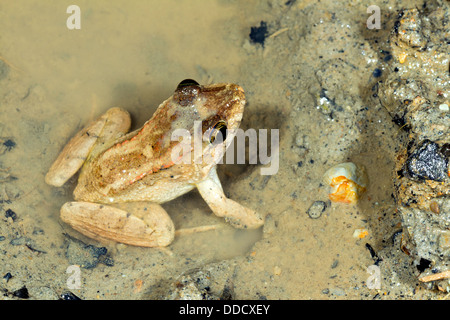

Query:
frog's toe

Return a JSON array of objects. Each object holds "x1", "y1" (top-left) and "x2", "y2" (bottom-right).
[
  {"x1": 196, "y1": 167, "x2": 264, "y2": 230},
  {"x1": 60, "y1": 202, "x2": 175, "y2": 247},
  {"x1": 221, "y1": 200, "x2": 265, "y2": 229}
]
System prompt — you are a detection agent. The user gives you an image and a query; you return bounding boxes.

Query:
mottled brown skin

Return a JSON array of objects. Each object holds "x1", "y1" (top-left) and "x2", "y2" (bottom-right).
[
  {"x1": 74, "y1": 82, "x2": 245, "y2": 203},
  {"x1": 45, "y1": 81, "x2": 262, "y2": 247}
]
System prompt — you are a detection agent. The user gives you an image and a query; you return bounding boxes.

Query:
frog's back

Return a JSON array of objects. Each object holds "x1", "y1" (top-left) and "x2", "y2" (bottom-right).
[{"x1": 73, "y1": 124, "x2": 203, "y2": 203}]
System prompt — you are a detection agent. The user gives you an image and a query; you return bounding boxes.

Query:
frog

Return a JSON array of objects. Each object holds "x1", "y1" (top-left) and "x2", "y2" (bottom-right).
[{"x1": 45, "y1": 79, "x2": 264, "y2": 247}]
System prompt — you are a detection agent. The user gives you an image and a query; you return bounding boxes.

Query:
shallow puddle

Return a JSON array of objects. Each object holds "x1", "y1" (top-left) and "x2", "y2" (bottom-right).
[{"x1": 0, "y1": 0, "x2": 445, "y2": 300}]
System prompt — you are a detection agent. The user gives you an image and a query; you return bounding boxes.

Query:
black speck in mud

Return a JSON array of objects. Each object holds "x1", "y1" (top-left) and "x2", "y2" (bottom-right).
[{"x1": 249, "y1": 21, "x2": 268, "y2": 47}]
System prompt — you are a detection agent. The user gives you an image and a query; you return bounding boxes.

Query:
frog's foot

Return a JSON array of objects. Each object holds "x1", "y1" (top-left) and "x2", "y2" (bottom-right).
[
  {"x1": 60, "y1": 201, "x2": 175, "y2": 247},
  {"x1": 45, "y1": 107, "x2": 131, "y2": 187},
  {"x1": 195, "y1": 167, "x2": 264, "y2": 229}
]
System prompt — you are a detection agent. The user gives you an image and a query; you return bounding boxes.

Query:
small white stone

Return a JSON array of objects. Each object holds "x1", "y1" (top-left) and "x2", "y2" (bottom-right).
[
  {"x1": 295, "y1": 133, "x2": 304, "y2": 146},
  {"x1": 438, "y1": 103, "x2": 449, "y2": 111},
  {"x1": 353, "y1": 228, "x2": 369, "y2": 239},
  {"x1": 323, "y1": 162, "x2": 368, "y2": 203},
  {"x1": 273, "y1": 266, "x2": 282, "y2": 276}
]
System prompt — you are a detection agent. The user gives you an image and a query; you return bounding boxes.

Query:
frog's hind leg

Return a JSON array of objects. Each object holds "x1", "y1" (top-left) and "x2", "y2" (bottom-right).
[
  {"x1": 60, "y1": 202, "x2": 175, "y2": 247},
  {"x1": 195, "y1": 167, "x2": 264, "y2": 229},
  {"x1": 45, "y1": 107, "x2": 131, "y2": 187}
]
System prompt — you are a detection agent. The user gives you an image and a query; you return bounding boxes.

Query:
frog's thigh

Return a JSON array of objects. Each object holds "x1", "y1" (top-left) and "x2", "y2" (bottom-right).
[
  {"x1": 45, "y1": 107, "x2": 131, "y2": 187},
  {"x1": 60, "y1": 201, "x2": 175, "y2": 247},
  {"x1": 195, "y1": 167, "x2": 264, "y2": 229}
]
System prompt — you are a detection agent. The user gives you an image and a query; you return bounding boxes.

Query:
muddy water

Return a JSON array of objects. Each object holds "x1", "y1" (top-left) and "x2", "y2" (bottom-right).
[{"x1": 0, "y1": 0, "x2": 444, "y2": 300}]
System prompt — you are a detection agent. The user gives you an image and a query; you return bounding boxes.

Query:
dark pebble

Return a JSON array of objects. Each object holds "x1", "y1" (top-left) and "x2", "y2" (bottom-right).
[
  {"x1": 404, "y1": 139, "x2": 448, "y2": 182},
  {"x1": 372, "y1": 68, "x2": 382, "y2": 77},
  {"x1": 0, "y1": 236, "x2": 5, "y2": 241},
  {"x1": 3, "y1": 272, "x2": 12, "y2": 282},
  {"x1": 3, "y1": 139, "x2": 16, "y2": 150},
  {"x1": 5, "y1": 209, "x2": 17, "y2": 221},
  {"x1": 12, "y1": 286, "x2": 29, "y2": 299},
  {"x1": 365, "y1": 243, "x2": 382, "y2": 265},
  {"x1": 60, "y1": 291, "x2": 82, "y2": 300},
  {"x1": 249, "y1": 21, "x2": 268, "y2": 46},
  {"x1": 417, "y1": 258, "x2": 432, "y2": 272}
]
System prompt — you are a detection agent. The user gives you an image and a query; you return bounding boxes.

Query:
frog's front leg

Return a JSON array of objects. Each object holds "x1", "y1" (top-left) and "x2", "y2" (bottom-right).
[
  {"x1": 45, "y1": 107, "x2": 131, "y2": 187},
  {"x1": 195, "y1": 167, "x2": 264, "y2": 229},
  {"x1": 60, "y1": 201, "x2": 175, "y2": 247}
]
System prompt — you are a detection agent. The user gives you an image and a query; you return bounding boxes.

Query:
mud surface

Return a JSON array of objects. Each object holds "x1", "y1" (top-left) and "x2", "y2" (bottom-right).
[{"x1": 0, "y1": 0, "x2": 447, "y2": 299}]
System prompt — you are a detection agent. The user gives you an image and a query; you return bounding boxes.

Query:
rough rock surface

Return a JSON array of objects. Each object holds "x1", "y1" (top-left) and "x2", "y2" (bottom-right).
[{"x1": 379, "y1": 2, "x2": 450, "y2": 291}]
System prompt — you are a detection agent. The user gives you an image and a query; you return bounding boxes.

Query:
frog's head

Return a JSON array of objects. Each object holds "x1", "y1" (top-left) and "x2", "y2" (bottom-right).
[
  {"x1": 168, "y1": 79, "x2": 246, "y2": 167},
  {"x1": 173, "y1": 79, "x2": 245, "y2": 135}
]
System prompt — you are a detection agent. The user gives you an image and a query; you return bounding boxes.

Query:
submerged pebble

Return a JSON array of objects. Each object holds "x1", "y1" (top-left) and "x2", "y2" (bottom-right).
[
  {"x1": 5, "y1": 208, "x2": 17, "y2": 221},
  {"x1": 3, "y1": 272, "x2": 12, "y2": 282},
  {"x1": 306, "y1": 201, "x2": 327, "y2": 219},
  {"x1": 12, "y1": 286, "x2": 29, "y2": 299},
  {"x1": 323, "y1": 162, "x2": 368, "y2": 203},
  {"x1": 60, "y1": 291, "x2": 82, "y2": 300},
  {"x1": 404, "y1": 139, "x2": 448, "y2": 182},
  {"x1": 353, "y1": 228, "x2": 369, "y2": 239},
  {"x1": 249, "y1": 21, "x2": 268, "y2": 46}
]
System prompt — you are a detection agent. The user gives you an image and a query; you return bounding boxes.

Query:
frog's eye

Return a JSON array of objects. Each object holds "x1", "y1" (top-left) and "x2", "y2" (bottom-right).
[
  {"x1": 176, "y1": 79, "x2": 199, "y2": 91},
  {"x1": 174, "y1": 79, "x2": 201, "y2": 106},
  {"x1": 209, "y1": 120, "x2": 227, "y2": 145}
]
